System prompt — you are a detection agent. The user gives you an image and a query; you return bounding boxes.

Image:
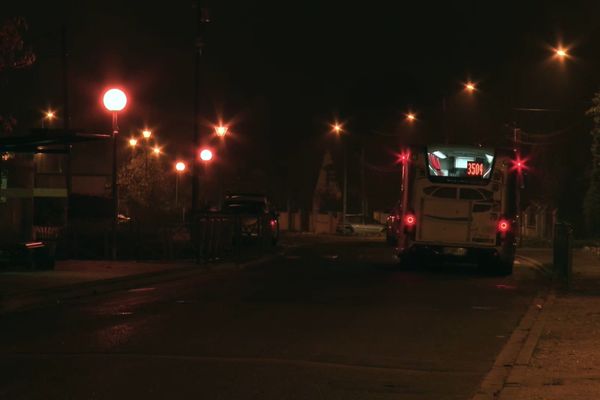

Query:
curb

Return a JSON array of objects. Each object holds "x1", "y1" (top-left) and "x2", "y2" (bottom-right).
[
  {"x1": 497, "y1": 292, "x2": 555, "y2": 400},
  {"x1": 471, "y1": 291, "x2": 553, "y2": 400},
  {"x1": 0, "y1": 253, "x2": 281, "y2": 315},
  {"x1": 516, "y1": 254, "x2": 553, "y2": 277}
]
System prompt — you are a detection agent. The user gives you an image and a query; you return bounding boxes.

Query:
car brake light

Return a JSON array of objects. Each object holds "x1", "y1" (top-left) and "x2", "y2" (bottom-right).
[
  {"x1": 404, "y1": 213, "x2": 416, "y2": 227},
  {"x1": 497, "y1": 219, "x2": 510, "y2": 233}
]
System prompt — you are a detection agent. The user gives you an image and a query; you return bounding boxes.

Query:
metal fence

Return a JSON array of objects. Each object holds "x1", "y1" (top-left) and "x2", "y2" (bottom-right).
[
  {"x1": 35, "y1": 212, "x2": 277, "y2": 263},
  {"x1": 192, "y1": 213, "x2": 277, "y2": 263}
]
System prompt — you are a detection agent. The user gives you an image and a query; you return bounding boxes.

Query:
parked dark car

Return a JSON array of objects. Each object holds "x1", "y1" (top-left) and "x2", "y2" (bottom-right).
[{"x1": 221, "y1": 193, "x2": 280, "y2": 244}]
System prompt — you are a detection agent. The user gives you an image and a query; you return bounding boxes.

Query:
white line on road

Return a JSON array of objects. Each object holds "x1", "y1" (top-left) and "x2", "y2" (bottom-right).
[{"x1": 127, "y1": 287, "x2": 156, "y2": 293}]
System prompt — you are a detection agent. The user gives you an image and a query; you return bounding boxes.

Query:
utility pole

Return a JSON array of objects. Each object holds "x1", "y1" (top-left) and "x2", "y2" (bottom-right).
[
  {"x1": 61, "y1": 25, "x2": 72, "y2": 253},
  {"x1": 343, "y1": 139, "x2": 348, "y2": 225},
  {"x1": 442, "y1": 96, "x2": 448, "y2": 144},
  {"x1": 361, "y1": 145, "x2": 366, "y2": 223},
  {"x1": 513, "y1": 125, "x2": 523, "y2": 245},
  {"x1": 192, "y1": 2, "x2": 208, "y2": 219}
]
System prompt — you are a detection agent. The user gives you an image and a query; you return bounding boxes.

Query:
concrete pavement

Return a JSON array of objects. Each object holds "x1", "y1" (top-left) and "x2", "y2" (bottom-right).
[{"x1": 474, "y1": 248, "x2": 600, "y2": 400}]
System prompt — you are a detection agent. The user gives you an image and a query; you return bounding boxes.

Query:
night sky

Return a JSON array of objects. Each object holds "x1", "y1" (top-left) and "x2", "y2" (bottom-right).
[{"x1": 2, "y1": 1, "x2": 600, "y2": 218}]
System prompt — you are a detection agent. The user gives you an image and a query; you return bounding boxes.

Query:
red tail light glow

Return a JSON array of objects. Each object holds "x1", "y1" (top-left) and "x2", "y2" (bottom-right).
[
  {"x1": 404, "y1": 214, "x2": 416, "y2": 227},
  {"x1": 497, "y1": 219, "x2": 510, "y2": 233}
]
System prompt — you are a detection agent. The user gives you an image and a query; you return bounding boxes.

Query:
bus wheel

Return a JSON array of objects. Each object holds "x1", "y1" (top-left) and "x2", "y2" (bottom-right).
[
  {"x1": 397, "y1": 253, "x2": 418, "y2": 270},
  {"x1": 386, "y1": 233, "x2": 396, "y2": 246},
  {"x1": 493, "y1": 258, "x2": 514, "y2": 276}
]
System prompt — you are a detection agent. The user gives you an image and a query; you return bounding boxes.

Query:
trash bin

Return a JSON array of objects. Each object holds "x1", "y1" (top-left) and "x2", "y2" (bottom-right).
[{"x1": 553, "y1": 222, "x2": 573, "y2": 287}]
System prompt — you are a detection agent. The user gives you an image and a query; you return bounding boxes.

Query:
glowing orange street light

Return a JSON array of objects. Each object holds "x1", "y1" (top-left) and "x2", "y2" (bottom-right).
[
  {"x1": 554, "y1": 46, "x2": 569, "y2": 61},
  {"x1": 200, "y1": 148, "x2": 213, "y2": 162},
  {"x1": 215, "y1": 125, "x2": 228, "y2": 137},
  {"x1": 44, "y1": 110, "x2": 56, "y2": 122},
  {"x1": 152, "y1": 146, "x2": 161, "y2": 155},
  {"x1": 128, "y1": 138, "x2": 138, "y2": 147},
  {"x1": 332, "y1": 123, "x2": 343, "y2": 134},
  {"x1": 42, "y1": 109, "x2": 56, "y2": 128},
  {"x1": 464, "y1": 81, "x2": 477, "y2": 93},
  {"x1": 556, "y1": 48, "x2": 567, "y2": 58},
  {"x1": 142, "y1": 129, "x2": 152, "y2": 139},
  {"x1": 102, "y1": 87, "x2": 128, "y2": 260},
  {"x1": 406, "y1": 112, "x2": 416, "y2": 122}
]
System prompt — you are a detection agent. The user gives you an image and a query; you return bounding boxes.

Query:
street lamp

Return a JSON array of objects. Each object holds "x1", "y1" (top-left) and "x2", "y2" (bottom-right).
[
  {"x1": 102, "y1": 87, "x2": 127, "y2": 260},
  {"x1": 42, "y1": 109, "x2": 56, "y2": 128},
  {"x1": 200, "y1": 148, "x2": 213, "y2": 162},
  {"x1": 554, "y1": 46, "x2": 569, "y2": 60},
  {"x1": 332, "y1": 123, "x2": 343, "y2": 135},
  {"x1": 141, "y1": 129, "x2": 153, "y2": 174},
  {"x1": 215, "y1": 125, "x2": 228, "y2": 138},
  {"x1": 128, "y1": 138, "x2": 138, "y2": 147},
  {"x1": 152, "y1": 146, "x2": 161, "y2": 156},
  {"x1": 405, "y1": 112, "x2": 417, "y2": 122},
  {"x1": 175, "y1": 161, "x2": 186, "y2": 209},
  {"x1": 464, "y1": 81, "x2": 477, "y2": 93},
  {"x1": 331, "y1": 122, "x2": 347, "y2": 225}
]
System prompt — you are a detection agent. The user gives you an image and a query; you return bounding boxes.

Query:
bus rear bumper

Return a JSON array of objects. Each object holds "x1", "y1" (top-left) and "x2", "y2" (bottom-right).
[{"x1": 397, "y1": 242, "x2": 515, "y2": 264}]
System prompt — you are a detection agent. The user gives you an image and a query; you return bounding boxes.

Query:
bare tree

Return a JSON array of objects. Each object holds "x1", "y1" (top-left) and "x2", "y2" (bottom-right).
[
  {"x1": 0, "y1": 17, "x2": 36, "y2": 134},
  {"x1": 584, "y1": 91, "x2": 600, "y2": 236}
]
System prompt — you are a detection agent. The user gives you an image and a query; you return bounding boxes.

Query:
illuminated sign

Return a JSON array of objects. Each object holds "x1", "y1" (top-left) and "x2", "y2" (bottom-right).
[{"x1": 466, "y1": 161, "x2": 484, "y2": 177}]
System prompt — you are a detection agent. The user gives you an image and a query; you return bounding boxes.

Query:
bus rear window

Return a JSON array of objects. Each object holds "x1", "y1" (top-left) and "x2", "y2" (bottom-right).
[{"x1": 426, "y1": 146, "x2": 495, "y2": 181}]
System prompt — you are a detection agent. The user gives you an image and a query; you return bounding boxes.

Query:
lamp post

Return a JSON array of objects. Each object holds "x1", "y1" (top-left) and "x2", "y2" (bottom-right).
[
  {"x1": 214, "y1": 124, "x2": 229, "y2": 206},
  {"x1": 198, "y1": 148, "x2": 213, "y2": 211},
  {"x1": 441, "y1": 80, "x2": 478, "y2": 143},
  {"x1": 333, "y1": 123, "x2": 347, "y2": 225},
  {"x1": 103, "y1": 88, "x2": 127, "y2": 260},
  {"x1": 141, "y1": 129, "x2": 152, "y2": 178},
  {"x1": 175, "y1": 161, "x2": 186, "y2": 206}
]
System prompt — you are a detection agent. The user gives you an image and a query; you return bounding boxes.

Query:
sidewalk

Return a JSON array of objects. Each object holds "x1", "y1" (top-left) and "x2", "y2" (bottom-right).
[
  {"x1": 0, "y1": 250, "x2": 281, "y2": 315},
  {"x1": 0, "y1": 259, "x2": 204, "y2": 314},
  {"x1": 478, "y1": 248, "x2": 600, "y2": 400}
]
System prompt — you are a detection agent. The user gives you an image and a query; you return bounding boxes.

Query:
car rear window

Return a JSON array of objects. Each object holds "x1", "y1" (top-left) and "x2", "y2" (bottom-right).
[{"x1": 223, "y1": 202, "x2": 266, "y2": 214}]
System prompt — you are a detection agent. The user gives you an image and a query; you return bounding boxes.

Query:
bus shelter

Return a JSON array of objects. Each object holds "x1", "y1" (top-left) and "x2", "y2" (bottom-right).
[{"x1": 0, "y1": 129, "x2": 110, "y2": 268}]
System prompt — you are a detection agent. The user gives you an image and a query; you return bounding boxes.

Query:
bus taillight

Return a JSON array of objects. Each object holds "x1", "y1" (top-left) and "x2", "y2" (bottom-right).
[
  {"x1": 404, "y1": 214, "x2": 416, "y2": 228},
  {"x1": 497, "y1": 219, "x2": 510, "y2": 233}
]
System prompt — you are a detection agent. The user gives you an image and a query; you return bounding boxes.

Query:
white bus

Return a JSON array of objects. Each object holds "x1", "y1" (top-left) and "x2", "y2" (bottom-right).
[{"x1": 395, "y1": 145, "x2": 518, "y2": 275}]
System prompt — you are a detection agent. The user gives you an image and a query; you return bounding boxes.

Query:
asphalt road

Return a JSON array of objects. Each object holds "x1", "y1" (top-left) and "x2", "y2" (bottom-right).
[{"x1": 0, "y1": 236, "x2": 547, "y2": 400}]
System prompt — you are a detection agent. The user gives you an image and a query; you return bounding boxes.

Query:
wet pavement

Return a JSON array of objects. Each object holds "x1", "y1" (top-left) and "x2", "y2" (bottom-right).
[{"x1": 0, "y1": 236, "x2": 549, "y2": 399}]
